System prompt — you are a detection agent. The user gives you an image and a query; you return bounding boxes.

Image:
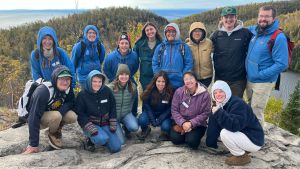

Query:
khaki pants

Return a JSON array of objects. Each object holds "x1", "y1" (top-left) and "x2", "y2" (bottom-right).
[
  {"x1": 40, "y1": 110, "x2": 77, "y2": 133},
  {"x1": 246, "y1": 81, "x2": 274, "y2": 125}
]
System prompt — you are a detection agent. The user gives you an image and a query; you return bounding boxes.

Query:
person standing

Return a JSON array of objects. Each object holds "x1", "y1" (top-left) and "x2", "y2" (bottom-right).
[
  {"x1": 134, "y1": 22, "x2": 162, "y2": 90},
  {"x1": 152, "y1": 23, "x2": 193, "y2": 90},
  {"x1": 71, "y1": 25, "x2": 105, "y2": 88},
  {"x1": 31, "y1": 26, "x2": 75, "y2": 87},
  {"x1": 187, "y1": 22, "x2": 213, "y2": 87},
  {"x1": 246, "y1": 6, "x2": 288, "y2": 124},
  {"x1": 211, "y1": 7, "x2": 252, "y2": 98}
]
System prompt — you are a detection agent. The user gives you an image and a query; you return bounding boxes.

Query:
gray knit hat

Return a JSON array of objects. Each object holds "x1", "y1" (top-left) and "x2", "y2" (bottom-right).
[{"x1": 116, "y1": 64, "x2": 130, "y2": 77}]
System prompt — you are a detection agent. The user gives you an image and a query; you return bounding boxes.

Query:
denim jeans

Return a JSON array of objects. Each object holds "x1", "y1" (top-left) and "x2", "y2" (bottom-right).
[
  {"x1": 138, "y1": 112, "x2": 171, "y2": 133},
  {"x1": 85, "y1": 125, "x2": 122, "y2": 153},
  {"x1": 115, "y1": 113, "x2": 139, "y2": 144}
]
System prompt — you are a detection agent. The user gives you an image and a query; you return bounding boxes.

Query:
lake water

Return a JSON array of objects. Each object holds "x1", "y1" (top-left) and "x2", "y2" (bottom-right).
[{"x1": 0, "y1": 9, "x2": 207, "y2": 29}]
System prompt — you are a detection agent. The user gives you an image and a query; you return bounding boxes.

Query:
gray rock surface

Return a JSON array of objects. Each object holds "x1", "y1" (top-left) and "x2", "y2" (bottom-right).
[{"x1": 0, "y1": 123, "x2": 299, "y2": 169}]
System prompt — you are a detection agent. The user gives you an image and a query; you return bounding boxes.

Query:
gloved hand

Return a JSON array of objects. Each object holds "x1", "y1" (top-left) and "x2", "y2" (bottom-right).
[
  {"x1": 109, "y1": 118, "x2": 117, "y2": 133},
  {"x1": 84, "y1": 122, "x2": 98, "y2": 136}
]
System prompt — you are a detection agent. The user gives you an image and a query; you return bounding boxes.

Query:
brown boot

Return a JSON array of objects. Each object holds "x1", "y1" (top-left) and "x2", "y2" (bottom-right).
[
  {"x1": 47, "y1": 129, "x2": 62, "y2": 150},
  {"x1": 225, "y1": 153, "x2": 251, "y2": 166}
]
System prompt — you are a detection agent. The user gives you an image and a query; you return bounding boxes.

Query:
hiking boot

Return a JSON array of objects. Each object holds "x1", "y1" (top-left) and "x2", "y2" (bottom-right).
[
  {"x1": 157, "y1": 132, "x2": 170, "y2": 141},
  {"x1": 225, "y1": 153, "x2": 251, "y2": 166},
  {"x1": 83, "y1": 138, "x2": 95, "y2": 152},
  {"x1": 48, "y1": 130, "x2": 62, "y2": 150},
  {"x1": 22, "y1": 145, "x2": 39, "y2": 154},
  {"x1": 123, "y1": 126, "x2": 132, "y2": 139},
  {"x1": 137, "y1": 127, "x2": 151, "y2": 140}
]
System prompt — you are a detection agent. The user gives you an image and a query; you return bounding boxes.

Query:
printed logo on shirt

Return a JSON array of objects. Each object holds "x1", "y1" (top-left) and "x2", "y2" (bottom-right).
[
  {"x1": 101, "y1": 99, "x2": 108, "y2": 103},
  {"x1": 234, "y1": 38, "x2": 242, "y2": 41}
]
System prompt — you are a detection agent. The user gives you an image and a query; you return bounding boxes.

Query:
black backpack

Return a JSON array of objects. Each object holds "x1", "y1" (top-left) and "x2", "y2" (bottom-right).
[
  {"x1": 157, "y1": 42, "x2": 185, "y2": 67},
  {"x1": 74, "y1": 38, "x2": 103, "y2": 69}
]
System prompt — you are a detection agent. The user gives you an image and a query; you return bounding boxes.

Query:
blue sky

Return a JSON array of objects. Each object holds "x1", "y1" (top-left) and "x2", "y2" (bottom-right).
[{"x1": 1, "y1": 0, "x2": 278, "y2": 10}]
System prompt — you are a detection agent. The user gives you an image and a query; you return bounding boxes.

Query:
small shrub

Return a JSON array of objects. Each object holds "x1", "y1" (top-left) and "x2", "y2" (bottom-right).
[{"x1": 264, "y1": 96, "x2": 284, "y2": 126}]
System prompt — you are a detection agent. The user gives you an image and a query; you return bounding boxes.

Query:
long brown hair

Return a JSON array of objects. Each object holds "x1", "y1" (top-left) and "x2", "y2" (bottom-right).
[
  {"x1": 142, "y1": 71, "x2": 173, "y2": 106},
  {"x1": 135, "y1": 22, "x2": 162, "y2": 43}
]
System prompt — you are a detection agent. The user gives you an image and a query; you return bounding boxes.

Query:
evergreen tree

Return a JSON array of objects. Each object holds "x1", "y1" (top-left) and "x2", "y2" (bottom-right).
[{"x1": 280, "y1": 80, "x2": 300, "y2": 136}]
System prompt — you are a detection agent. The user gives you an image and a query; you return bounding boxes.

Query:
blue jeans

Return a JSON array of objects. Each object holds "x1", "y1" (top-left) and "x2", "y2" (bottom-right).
[
  {"x1": 138, "y1": 112, "x2": 171, "y2": 133},
  {"x1": 116, "y1": 113, "x2": 139, "y2": 144},
  {"x1": 84, "y1": 125, "x2": 122, "y2": 153}
]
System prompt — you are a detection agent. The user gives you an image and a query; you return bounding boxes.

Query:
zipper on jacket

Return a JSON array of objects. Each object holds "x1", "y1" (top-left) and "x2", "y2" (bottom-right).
[
  {"x1": 169, "y1": 44, "x2": 173, "y2": 65},
  {"x1": 120, "y1": 88, "x2": 124, "y2": 116}
]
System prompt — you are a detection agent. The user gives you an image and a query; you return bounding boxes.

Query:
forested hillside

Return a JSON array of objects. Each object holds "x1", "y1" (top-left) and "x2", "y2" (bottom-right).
[{"x1": 0, "y1": 7, "x2": 168, "y2": 107}]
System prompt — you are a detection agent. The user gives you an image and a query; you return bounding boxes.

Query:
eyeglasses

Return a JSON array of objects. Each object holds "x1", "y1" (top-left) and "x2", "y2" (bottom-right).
[
  {"x1": 58, "y1": 77, "x2": 71, "y2": 82},
  {"x1": 258, "y1": 15, "x2": 273, "y2": 19},
  {"x1": 166, "y1": 30, "x2": 176, "y2": 34}
]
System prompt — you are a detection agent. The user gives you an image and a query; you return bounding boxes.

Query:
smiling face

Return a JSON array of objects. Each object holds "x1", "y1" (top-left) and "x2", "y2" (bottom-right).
[
  {"x1": 192, "y1": 28, "x2": 203, "y2": 42},
  {"x1": 213, "y1": 89, "x2": 226, "y2": 103},
  {"x1": 56, "y1": 77, "x2": 71, "y2": 92},
  {"x1": 221, "y1": 14, "x2": 237, "y2": 31},
  {"x1": 257, "y1": 9, "x2": 275, "y2": 29},
  {"x1": 145, "y1": 25, "x2": 157, "y2": 40},
  {"x1": 87, "y1": 29, "x2": 97, "y2": 42},
  {"x1": 42, "y1": 35, "x2": 54, "y2": 50},
  {"x1": 165, "y1": 29, "x2": 176, "y2": 42},
  {"x1": 118, "y1": 73, "x2": 129, "y2": 86},
  {"x1": 156, "y1": 76, "x2": 166, "y2": 93},
  {"x1": 118, "y1": 39, "x2": 130, "y2": 55},
  {"x1": 91, "y1": 76, "x2": 103, "y2": 93},
  {"x1": 183, "y1": 74, "x2": 197, "y2": 90}
]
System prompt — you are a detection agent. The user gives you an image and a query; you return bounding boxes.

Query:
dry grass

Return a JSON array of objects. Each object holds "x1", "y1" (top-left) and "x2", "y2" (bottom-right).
[{"x1": 0, "y1": 107, "x2": 18, "y2": 131}]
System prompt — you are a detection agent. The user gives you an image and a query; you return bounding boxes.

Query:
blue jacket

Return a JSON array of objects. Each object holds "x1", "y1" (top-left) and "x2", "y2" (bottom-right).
[
  {"x1": 152, "y1": 23, "x2": 193, "y2": 89},
  {"x1": 71, "y1": 25, "x2": 105, "y2": 84},
  {"x1": 30, "y1": 26, "x2": 76, "y2": 87},
  {"x1": 246, "y1": 20, "x2": 288, "y2": 83},
  {"x1": 103, "y1": 49, "x2": 139, "y2": 82}
]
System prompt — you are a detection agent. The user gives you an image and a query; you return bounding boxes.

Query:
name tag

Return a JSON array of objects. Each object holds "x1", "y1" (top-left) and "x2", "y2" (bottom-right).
[
  {"x1": 182, "y1": 101, "x2": 189, "y2": 108},
  {"x1": 101, "y1": 99, "x2": 108, "y2": 103},
  {"x1": 162, "y1": 100, "x2": 168, "y2": 104}
]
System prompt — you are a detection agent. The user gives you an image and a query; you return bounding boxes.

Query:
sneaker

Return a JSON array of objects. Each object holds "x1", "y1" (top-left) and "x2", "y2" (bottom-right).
[
  {"x1": 48, "y1": 130, "x2": 62, "y2": 150},
  {"x1": 225, "y1": 153, "x2": 251, "y2": 166},
  {"x1": 22, "y1": 145, "x2": 39, "y2": 154},
  {"x1": 137, "y1": 127, "x2": 151, "y2": 140},
  {"x1": 83, "y1": 138, "x2": 95, "y2": 152}
]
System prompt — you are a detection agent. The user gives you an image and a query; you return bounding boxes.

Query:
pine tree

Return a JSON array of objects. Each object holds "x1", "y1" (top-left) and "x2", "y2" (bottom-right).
[{"x1": 280, "y1": 80, "x2": 300, "y2": 136}]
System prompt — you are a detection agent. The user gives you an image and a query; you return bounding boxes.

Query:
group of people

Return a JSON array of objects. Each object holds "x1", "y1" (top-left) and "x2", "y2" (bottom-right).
[{"x1": 17, "y1": 5, "x2": 288, "y2": 166}]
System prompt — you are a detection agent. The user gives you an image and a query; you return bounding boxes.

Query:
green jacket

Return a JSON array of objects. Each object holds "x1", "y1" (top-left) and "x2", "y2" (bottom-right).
[{"x1": 134, "y1": 38, "x2": 161, "y2": 90}]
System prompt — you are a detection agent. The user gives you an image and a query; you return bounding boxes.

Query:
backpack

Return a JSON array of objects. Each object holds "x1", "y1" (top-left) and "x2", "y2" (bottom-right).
[
  {"x1": 267, "y1": 29, "x2": 295, "y2": 91},
  {"x1": 267, "y1": 29, "x2": 295, "y2": 67},
  {"x1": 17, "y1": 78, "x2": 54, "y2": 118},
  {"x1": 74, "y1": 38, "x2": 103, "y2": 69},
  {"x1": 157, "y1": 42, "x2": 185, "y2": 67}
]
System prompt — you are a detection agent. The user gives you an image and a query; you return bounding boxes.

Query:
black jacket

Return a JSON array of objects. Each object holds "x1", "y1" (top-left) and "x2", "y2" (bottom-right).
[
  {"x1": 211, "y1": 28, "x2": 252, "y2": 81},
  {"x1": 75, "y1": 85, "x2": 116, "y2": 128}
]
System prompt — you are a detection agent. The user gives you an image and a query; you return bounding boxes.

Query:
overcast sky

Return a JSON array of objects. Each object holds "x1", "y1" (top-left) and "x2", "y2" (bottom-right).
[{"x1": 1, "y1": 0, "x2": 277, "y2": 10}]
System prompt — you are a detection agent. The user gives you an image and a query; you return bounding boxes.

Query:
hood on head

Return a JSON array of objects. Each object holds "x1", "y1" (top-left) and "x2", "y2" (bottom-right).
[
  {"x1": 164, "y1": 23, "x2": 180, "y2": 41},
  {"x1": 51, "y1": 65, "x2": 72, "y2": 88},
  {"x1": 211, "y1": 80, "x2": 232, "y2": 106},
  {"x1": 83, "y1": 25, "x2": 100, "y2": 43},
  {"x1": 37, "y1": 26, "x2": 58, "y2": 50},
  {"x1": 85, "y1": 70, "x2": 106, "y2": 93},
  {"x1": 189, "y1": 22, "x2": 207, "y2": 41}
]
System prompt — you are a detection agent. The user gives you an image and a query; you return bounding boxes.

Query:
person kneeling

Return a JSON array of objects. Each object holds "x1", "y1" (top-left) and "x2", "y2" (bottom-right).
[
  {"x1": 137, "y1": 71, "x2": 173, "y2": 141},
  {"x1": 170, "y1": 71, "x2": 211, "y2": 149},
  {"x1": 75, "y1": 70, "x2": 122, "y2": 153},
  {"x1": 206, "y1": 80, "x2": 264, "y2": 166},
  {"x1": 23, "y1": 65, "x2": 77, "y2": 154}
]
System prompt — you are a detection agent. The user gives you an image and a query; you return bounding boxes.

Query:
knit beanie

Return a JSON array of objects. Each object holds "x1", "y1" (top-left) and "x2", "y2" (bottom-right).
[
  {"x1": 116, "y1": 64, "x2": 130, "y2": 77},
  {"x1": 118, "y1": 32, "x2": 131, "y2": 48}
]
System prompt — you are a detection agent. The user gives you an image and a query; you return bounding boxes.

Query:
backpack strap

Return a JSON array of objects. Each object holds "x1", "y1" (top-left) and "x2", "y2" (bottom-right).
[
  {"x1": 158, "y1": 43, "x2": 166, "y2": 67},
  {"x1": 268, "y1": 29, "x2": 282, "y2": 53},
  {"x1": 179, "y1": 43, "x2": 185, "y2": 57}
]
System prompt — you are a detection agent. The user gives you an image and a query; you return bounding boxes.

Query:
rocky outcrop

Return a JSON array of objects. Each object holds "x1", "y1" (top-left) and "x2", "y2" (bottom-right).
[{"x1": 0, "y1": 123, "x2": 299, "y2": 169}]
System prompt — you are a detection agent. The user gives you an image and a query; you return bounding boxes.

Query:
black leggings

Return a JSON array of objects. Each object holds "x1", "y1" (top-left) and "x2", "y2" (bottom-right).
[{"x1": 170, "y1": 125, "x2": 207, "y2": 149}]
